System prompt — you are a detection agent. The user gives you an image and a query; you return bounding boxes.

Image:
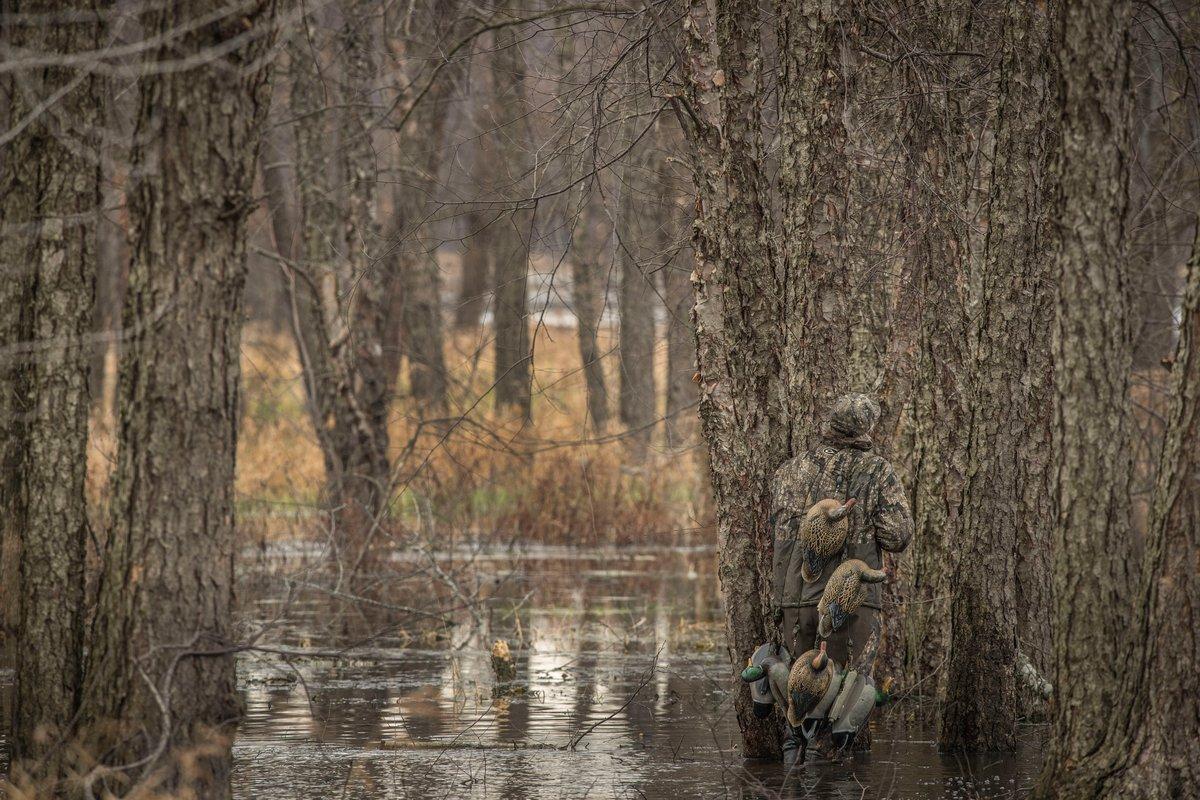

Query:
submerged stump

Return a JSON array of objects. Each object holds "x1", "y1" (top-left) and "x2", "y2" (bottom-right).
[{"x1": 491, "y1": 639, "x2": 522, "y2": 696}]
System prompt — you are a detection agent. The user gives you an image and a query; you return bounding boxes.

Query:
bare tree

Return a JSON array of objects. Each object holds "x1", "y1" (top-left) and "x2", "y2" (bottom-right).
[
  {"x1": 1033, "y1": 0, "x2": 1139, "y2": 795},
  {"x1": 268, "y1": 8, "x2": 393, "y2": 539},
  {"x1": 455, "y1": 210, "x2": 493, "y2": 329},
  {"x1": 617, "y1": 149, "x2": 657, "y2": 452},
  {"x1": 1111, "y1": 226, "x2": 1200, "y2": 797},
  {"x1": 80, "y1": 3, "x2": 279, "y2": 796},
  {"x1": 0, "y1": 0, "x2": 102, "y2": 781},
  {"x1": 676, "y1": 0, "x2": 782, "y2": 758},
  {"x1": 939, "y1": 1, "x2": 1057, "y2": 751},
  {"x1": 490, "y1": 14, "x2": 534, "y2": 419},
  {"x1": 570, "y1": 191, "x2": 612, "y2": 431},
  {"x1": 384, "y1": 2, "x2": 465, "y2": 414}
]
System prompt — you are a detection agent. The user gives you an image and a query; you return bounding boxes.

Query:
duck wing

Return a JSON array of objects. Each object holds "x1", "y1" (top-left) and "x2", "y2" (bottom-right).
[{"x1": 800, "y1": 547, "x2": 826, "y2": 583}]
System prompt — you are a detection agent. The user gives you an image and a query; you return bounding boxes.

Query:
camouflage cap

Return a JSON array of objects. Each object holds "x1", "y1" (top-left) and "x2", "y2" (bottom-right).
[{"x1": 826, "y1": 393, "x2": 881, "y2": 438}]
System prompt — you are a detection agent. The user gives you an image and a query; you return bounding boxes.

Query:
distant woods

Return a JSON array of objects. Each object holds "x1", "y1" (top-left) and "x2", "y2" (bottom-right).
[{"x1": 0, "y1": 0, "x2": 1197, "y2": 797}]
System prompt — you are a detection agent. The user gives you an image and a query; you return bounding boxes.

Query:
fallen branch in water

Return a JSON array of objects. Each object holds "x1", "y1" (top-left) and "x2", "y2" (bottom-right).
[{"x1": 380, "y1": 738, "x2": 556, "y2": 751}]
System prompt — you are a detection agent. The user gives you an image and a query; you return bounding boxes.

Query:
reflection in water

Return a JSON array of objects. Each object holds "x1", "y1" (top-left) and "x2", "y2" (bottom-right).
[{"x1": 0, "y1": 545, "x2": 1042, "y2": 799}]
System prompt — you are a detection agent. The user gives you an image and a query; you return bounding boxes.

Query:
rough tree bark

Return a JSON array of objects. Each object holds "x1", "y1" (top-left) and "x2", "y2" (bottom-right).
[
  {"x1": 1110, "y1": 226, "x2": 1200, "y2": 798},
  {"x1": 881, "y1": 3, "x2": 975, "y2": 707},
  {"x1": 0, "y1": 0, "x2": 102, "y2": 782},
  {"x1": 939, "y1": 1, "x2": 1056, "y2": 751},
  {"x1": 79, "y1": 3, "x2": 278, "y2": 797},
  {"x1": 677, "y1": 0, "x2": 782, "y2": 758},
  {"x1": 776, "y1": 0, "x2": 860, "y2": 443},
  {"x1": 1033, "y1": 0, "x2": 1140, "y2": 795},
  {"x1": 617, "y1": 154, "x2": 657, "y2": 453}
]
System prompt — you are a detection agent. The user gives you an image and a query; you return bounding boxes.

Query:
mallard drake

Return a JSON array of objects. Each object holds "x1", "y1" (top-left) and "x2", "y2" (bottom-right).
[
  {"x1": 740, "y1": 643, "x2": 791, "y2": 717},
  {"x1": 817, "y1": 559, "x2": 888, "y2": 638},
  {"x1": 786, "y1": 641, "x2": 835, "y2": 727},
  {"x1": 795, "y1": 498, "x2": 856, "y2": 582}
]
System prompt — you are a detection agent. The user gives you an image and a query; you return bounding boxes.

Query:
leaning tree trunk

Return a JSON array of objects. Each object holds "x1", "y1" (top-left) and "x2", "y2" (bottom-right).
[
  {"x1": 617, "y1": 154, "x2": 657, "y2": 454},
  {"x1": 677, "y1": 0, "x2": 783, "y2": 759},
  {"x1": 1110, "y1": 225, "x2": 1200, "y2": 798},
  {"x1": 0, "y1": 0, "x2": 102, "y2": 783},
  {"x1": 1033, "y1": 0, "x2": 1140, "y2": 796},
  {"x1": 279, "y1": 14, "x2": 393, "y2": 542},
  {"x1": 79, "y1": 3, "x2": 277, "y2": 797},
  {"x1": 939, "y1": 0, "x2": 1057, "y2": 752}
]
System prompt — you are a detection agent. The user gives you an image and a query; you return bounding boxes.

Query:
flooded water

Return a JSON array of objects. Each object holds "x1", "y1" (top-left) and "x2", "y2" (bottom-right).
[
  {"x1": 0, "y1": 544, "x2": 1042, "y2": 797},
  {"x1": 229, "y1": 544, "x2": 1045, "y2": 800}
]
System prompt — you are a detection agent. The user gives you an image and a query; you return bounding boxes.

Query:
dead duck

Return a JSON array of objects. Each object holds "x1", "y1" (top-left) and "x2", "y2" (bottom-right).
[
  {"x1": 786, "y1": 641, "x2": 836, "y2": 727},
  {"x1": 817, "y1": 559, "x2": 888, "y2": 638},
  {"x1": 796, "y1": 498, "x2": 856, "y2": 582}
]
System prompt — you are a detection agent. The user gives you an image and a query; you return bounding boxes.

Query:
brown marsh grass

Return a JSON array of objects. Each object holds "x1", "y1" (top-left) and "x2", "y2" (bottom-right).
[{"x1": 87, "y1": 323, "x2": 711, "y2": 549}]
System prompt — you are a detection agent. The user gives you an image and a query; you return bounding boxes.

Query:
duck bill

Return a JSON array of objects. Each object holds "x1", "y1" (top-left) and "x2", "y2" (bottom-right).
[{"x1": 828, "y1": 498, "x2": 856, "y2": 522}]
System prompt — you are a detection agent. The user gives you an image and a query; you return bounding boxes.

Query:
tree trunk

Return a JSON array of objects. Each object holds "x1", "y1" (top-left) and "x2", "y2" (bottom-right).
[
  {"x1": 491, "y1": 16, "x2": 533, "y2": 420},
  {"x1": 456, "y1": 211, "x2": 493, "y2": 329},
  {"x1": 386, "y1": 13, "x2": 463, "y2": 415},
  {"x1": 1033, "y1": 0, "x2": 1139, "y2": 795},
  {"x1": 662, "y1": 204, "x2": 697, "y2": 448},
  {"x1": 493, "y1": 216, "x2": 532, "y2": 418},
  {"x1": 1111, "y1": 226, "x2": 1200, "y2": 798},
  {"x1": 281, "y1": 13, "x2": 392, "y2": 538},
  {"x1": 570, "y1": 196, "x2": 611, "y2": 431},
  {"x1": 89, "y1": 0, "x2": 138, "y2": 418},
  {"x1": 883, "y1": 3, "x2": 975, "y2": 708},
  {"x1": 677, "y1": 0, "x2": 782, "y2": 759},
  {"x1": 80, "y1": 2, "x2": 277, "y2": 796},
  {"x1": 939, "y1": 1, "x2": 1056, "y2": 751},
  {"x1": 617, "y1": 157, "x2": 657, "y2": 453},
  {"x1": 776, "y1": 0, "x2": 860, "y2": 444},
  {"x1": 0, "y1": 0, "x2": 102, "y2": 782},
  {"x1": 397, "y1": 255, "x2": 448, "y2": 411}
]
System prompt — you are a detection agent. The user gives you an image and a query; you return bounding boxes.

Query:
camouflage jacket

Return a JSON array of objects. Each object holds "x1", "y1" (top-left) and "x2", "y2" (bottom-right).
[{"x1": 770, "y1": 434, "x2": 913, "y2": 610}]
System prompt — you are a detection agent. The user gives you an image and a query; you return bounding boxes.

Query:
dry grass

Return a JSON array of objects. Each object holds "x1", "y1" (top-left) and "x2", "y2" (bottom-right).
[{"x1": 88, "y1": 322, "x2": 711, "y2": 547}]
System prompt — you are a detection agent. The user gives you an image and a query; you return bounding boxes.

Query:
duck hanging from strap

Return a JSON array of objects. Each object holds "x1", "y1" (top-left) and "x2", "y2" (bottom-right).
[
  {"x1": 786, "y1": 641, "x2": 837, "y2": 727},
  {"x1": 817, "y1": 559, "x2": 888, "y2": 638},
  {"x1": 795, "y1": 498, "x2": 856, "y2": 582}
]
